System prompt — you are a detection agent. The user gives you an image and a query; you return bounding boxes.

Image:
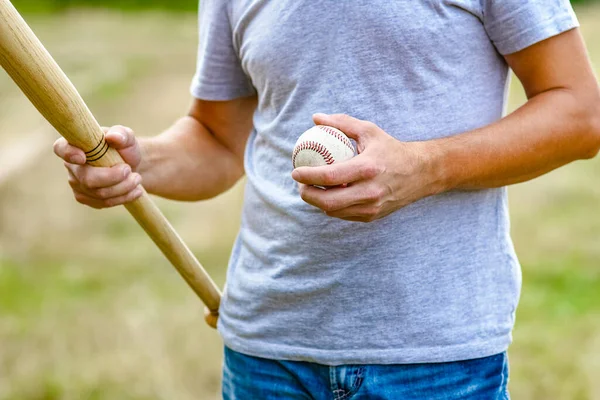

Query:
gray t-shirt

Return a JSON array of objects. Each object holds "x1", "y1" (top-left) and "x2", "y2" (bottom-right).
[{"x1": 191, "y1": 0, "x2": 578, "y2": 365}]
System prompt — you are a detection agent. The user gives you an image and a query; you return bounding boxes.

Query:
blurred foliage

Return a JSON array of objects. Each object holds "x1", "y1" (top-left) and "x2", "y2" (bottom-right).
[
  {"x1": 7, "y1": 0, "x2": 599, "y2": 13},
  {"x1": 11, "y1": 0, "x2": 198, "y2": 13}
]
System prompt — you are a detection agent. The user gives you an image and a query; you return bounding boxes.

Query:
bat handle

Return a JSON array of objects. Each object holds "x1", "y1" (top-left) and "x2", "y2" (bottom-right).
[
  {"x1": 84, "y1": 133, "x2": 223, "y2": 327},
  {"x1": 85, "y1": 138, "x2": 223, "y2": 326},
  {"x1": 124, "y1": 187, "x2": 222, "y2": 323}
]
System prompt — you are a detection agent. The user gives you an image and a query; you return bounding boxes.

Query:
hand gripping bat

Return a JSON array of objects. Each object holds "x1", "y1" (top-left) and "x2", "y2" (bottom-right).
[{"x1": 0, "y1": 0, "x2": 221, "y2": 328}]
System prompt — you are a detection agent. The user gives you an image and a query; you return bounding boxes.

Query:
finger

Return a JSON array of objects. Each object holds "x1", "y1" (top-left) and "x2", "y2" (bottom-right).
[
  {"x1": 298, "y1": 183, "x2": 369, "y2": 212},
  {"x1": 53, "y1": 137, "x2": 86, "y2": 165},
  {"x1": 88, "y1": 173, "x2": 142, "y2": 200},
  {"x1": 104, "y1": 125, "x2": 136, "y2": 150},
  {"x1": 325, "y1": 204, "x2": 381, "y2": 222},
  {"x1": 65, "y1": 162, "x2": 132, "y2": 190},
  {"x1": 102, "y1": 187, "x2": 144, "y2": 207},
  {"x1": 67, "y1": 168, "x2": 82, "y2": 191},
  {"x1": 73, "y1": 187, "x2": 143, "y2": 209},
  {"x1": 105, "y1": 125, "x2": 142, "y2": 168},
  {"x1": 292, "y1": 157, "x2": 379, "y2": 186},
  {"x1": 312, "y1": 113, "x2": 379, "y2": 143},
  {"x1": 73, "y1": 192, "x2": 107, "y2": 209}
]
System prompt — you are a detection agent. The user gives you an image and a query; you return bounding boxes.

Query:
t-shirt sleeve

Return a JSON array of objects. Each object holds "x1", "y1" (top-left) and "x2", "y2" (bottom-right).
[
  {"x1": 482, "y1": 0, "x2": 579, "y2": 55},
  {"x1": 190, "y1": 0, "x2": 255, "y2": 100}
]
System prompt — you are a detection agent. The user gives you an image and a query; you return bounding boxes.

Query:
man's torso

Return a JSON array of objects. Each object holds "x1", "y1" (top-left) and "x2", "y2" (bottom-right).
[{"x1": 190, "y1": 0, "x2": 575, "y2": 365}]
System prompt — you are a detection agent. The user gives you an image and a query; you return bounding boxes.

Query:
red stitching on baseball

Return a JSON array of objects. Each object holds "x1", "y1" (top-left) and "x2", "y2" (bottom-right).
[
  {"x1": 292, "y1": 140, "x2": 336, "y2": 167},
  {"x1": 317, "y1": 126, "x2": 354, "y2": 153}
]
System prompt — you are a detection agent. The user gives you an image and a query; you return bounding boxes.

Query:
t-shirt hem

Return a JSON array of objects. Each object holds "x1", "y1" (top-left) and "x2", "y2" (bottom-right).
[{"x1": 220, "y1": 330, "x2": 512, "y2": 365}]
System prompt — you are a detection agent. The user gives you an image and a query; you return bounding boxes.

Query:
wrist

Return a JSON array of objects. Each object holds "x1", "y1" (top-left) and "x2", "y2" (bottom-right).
[
  {"x1": 136, "y1": 136, "x2": 168, "y2": 195},
  {"x1": 415, "y1": 139, "x2": 455, "y2": 196},
  {"x1": 136, "y1": 136, "x2": 154, "y2": 176}
]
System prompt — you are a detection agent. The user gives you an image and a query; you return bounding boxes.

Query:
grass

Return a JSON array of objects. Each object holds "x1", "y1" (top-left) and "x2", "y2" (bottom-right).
[
  {"x1": 0, "y1": 6, "x2": 599, "y2": 400},
  {"x1": 505, "y1": 6, "x2": 600, "y2": 398}
]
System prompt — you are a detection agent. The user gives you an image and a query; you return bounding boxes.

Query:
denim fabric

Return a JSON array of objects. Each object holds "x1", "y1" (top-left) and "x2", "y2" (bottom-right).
[{"x1": 222, "y1": 347, "x2": 510, "y2": 400}]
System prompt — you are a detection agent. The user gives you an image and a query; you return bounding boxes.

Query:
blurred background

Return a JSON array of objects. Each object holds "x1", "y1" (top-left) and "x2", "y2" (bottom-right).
[{"x1": 0, "y1": 0, "x2": 598, "y2": 399}]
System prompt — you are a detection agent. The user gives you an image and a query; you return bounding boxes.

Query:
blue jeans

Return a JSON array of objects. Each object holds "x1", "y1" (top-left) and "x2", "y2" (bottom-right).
[{"x1": 222, "y1": 347, "x2": 510, "y2": 399}]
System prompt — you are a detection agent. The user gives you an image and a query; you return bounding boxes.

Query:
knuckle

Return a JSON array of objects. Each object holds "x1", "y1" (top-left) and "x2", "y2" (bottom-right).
[
  {"x1": 74, "y1": 192, "x2": 87, "y2": 204},
  {"x1": 103, "y1": 198, "x2": 118, "y2": 208},
  {"x1": 321, "y1": 200, "x2": 335, "y2": 212},
  {"x1": 115, "y1": 124, "x2": 133, "y2": 133},
  {"x1": 85, "y1": 176, "x2": 104, "y2": 190},
  {"x1": 365, "y1": 188, "x2": 382, "y2": 202},
  {"x1": 52, "y1": 139, "x2": 64, "y2": 156},
  {"x1": 362, "y1": 206, "x2": 380, "y2": 219},
  {"x1": 110, "y1": 124, "x2": 125, "y2": 133},
  {"x1": 323, "y1": 170, "x2": 337, "y2": 184},
  {"x1": 123, "y1": 178, "x2": 137, "y2": 193},
  {"x1": 94, "y1": 187, "x2": 111, "y2": 199},
  {"x1": 375, "y1": 186, "x2": 387, "y2": 200},
  {"x1": 67, "y1": 173, "x2": 78, "y2": 185},
  {"x1": 360, "y1": 163, "x2": 381, "y2": 179},
  {"x1": 79, "y1": 173, "x2": 96, "y2": 189},
  {"x1": 112, "y1": 125, "x2": 134, "y2": 139},
  {"x1": 298, "y1": 186, "x2": 308, "y2": 199},
  {"x1": 362, "y1": 121, "x2": 378, "y2": 131},
  {"x1": 129, "y1": 190, "x2": 141, "y2": 202},
  {"x1": 67, "y1": 179, "x2": 79, "y2": 190},
  {"x1": 371, "y1": 206, "x2": 383, "y2": 219}
]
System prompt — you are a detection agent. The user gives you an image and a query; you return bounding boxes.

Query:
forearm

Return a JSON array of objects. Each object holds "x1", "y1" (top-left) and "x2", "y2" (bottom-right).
[
  {"x1": 137, "y1": 116, "x2": 244, "y2": 201},
  {"x1": 429, "y1": 88, "x2": 600, "y2": 192}
]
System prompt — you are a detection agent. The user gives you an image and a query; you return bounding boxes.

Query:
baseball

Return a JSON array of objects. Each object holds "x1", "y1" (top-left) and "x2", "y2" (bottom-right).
[{"x1": 292, "y1": 125, "x2": 355, "y2": 169}]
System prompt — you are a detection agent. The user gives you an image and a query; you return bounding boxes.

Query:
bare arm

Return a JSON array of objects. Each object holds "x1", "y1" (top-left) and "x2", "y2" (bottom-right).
[
  {"x1": 292, "y1": 29, "x2": 600, "y2": 222},
  {"x1": 431, "y1": 28, "x2": 600, "y2": 190},
  {"x1": 139, "y1": 96, "x2": 257, "y2": 201},
  {"x1": 54, "y1": 95, "x2": 257, "y2": 208}
]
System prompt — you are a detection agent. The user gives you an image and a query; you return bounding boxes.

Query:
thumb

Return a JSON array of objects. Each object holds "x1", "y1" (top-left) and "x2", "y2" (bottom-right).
[
  {"x1": 104, "y1": 125, "x2": 136, "y2": 150},
  {"x1": 104, "y1": 125, "x2": 142, "y2": 169},
  {"x1": 312, "y1": 113, "x2": 375, "y2": 147}
]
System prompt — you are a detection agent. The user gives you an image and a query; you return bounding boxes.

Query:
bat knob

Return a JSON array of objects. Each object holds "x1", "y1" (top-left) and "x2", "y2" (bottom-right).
[{"x1": 204, "y1": 307, "x2": 219, "y2": 329}]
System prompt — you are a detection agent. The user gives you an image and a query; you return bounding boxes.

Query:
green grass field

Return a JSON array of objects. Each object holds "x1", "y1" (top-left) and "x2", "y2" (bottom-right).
[{"x1": 0, "y1": 5, "x2": 599, "y2": 400}]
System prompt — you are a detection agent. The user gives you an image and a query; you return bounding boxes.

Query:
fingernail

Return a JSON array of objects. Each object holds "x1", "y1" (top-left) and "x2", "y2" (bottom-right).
[
  {"x1": 134, "y1": 188, "x2": 143, "y2": 197},
  {"x1": 123, "y1": 165, "x2": 132, "y2": 177},
  {"x1": 134, "y1": 174, "x2": 142, "y2": 185},
  {"x1": 313, "y1": 113, "x2": 328, "y2": 118}
]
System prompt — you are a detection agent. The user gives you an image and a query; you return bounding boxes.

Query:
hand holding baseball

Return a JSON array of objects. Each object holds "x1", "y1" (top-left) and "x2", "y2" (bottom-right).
[
  {"x1": 53, "y1": 125, "x2": 144, "y2": 209},
  {"x1": 292, "y1": 113, "x2": 444, "y2": 222}
]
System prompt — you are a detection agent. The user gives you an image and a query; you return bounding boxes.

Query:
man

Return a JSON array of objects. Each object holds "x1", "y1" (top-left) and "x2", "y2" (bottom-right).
[{"x1": 54, "y1": 0, "x2": 600, "y2": 398}]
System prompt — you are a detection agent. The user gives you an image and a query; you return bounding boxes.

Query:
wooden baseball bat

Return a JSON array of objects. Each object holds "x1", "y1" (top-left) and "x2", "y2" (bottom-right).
[{"x1": 0, "y1": 0, "x2": 221, "y2": 328}]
